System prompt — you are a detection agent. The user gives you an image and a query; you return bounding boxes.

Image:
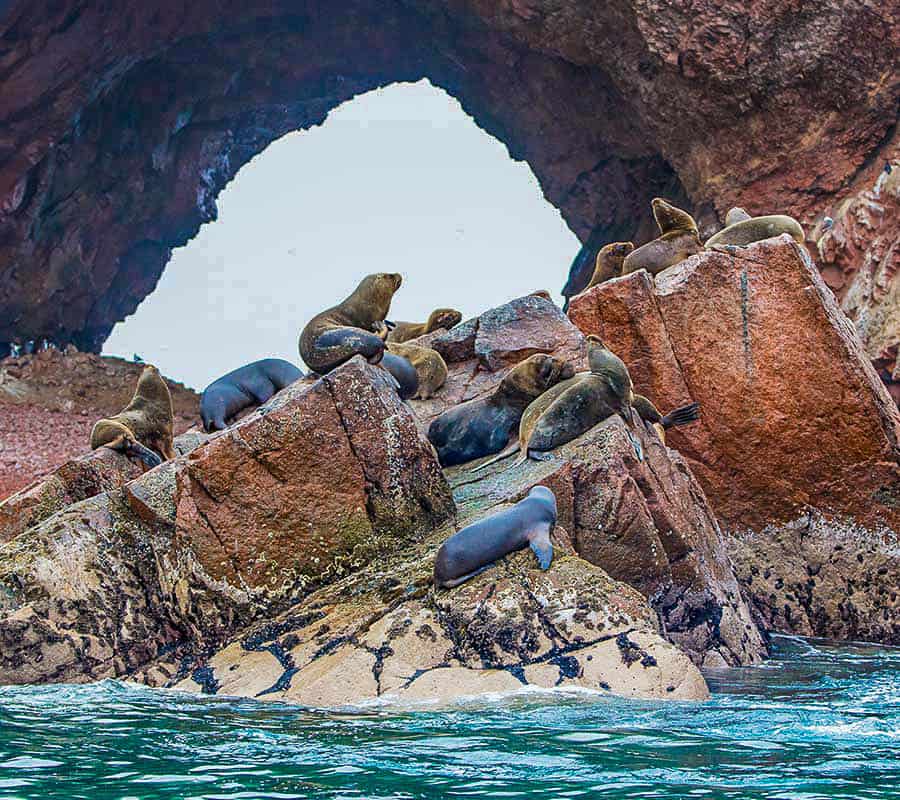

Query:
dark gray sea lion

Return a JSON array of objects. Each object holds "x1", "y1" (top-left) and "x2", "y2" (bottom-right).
[
  {"x1": 427, "y1": 353, "x2": 575, "y2": 467},
  {"x1": 621, "y1": 198, "x2": 702, "y2": 277},
  {"x1": 299, "y1": 273, "x2": 402, "y2": 373},
  {"x1": 386, "y1": 308, "x2": 463, "y2": 344},
  {"x1": 433, "y1": 485, "x2": 557, "y2": 588},
  {"x1": 379, "y1": 351, "x2": 419, "y2": 400},
  {"x1": 200, "y1": 358, "x2": 304, "y2": 432},
  {"x1": 705, "y1": 214, "x2": 805, "y2": 249},
  {"x1": 90, "y1": 365, "x2": 175, "y2": 468}
]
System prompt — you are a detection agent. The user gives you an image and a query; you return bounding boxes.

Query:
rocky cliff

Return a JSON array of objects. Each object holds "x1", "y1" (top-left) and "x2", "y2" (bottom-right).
[
  {"x1": 0, "y1": 1, "x2": 896, "y2": 352},
  {"x1": 568, "y1": 236, "x2": 900, "y2": 643}
]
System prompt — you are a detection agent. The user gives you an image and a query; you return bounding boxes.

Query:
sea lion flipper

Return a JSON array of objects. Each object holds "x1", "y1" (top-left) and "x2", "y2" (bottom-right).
[
  {"x1": 528, "y1": 527, "x2": 553, "y2": 570},
  {"x1": 470, "y1": 443, "x2": 519, "y2": 472},
  {"x1": 662, "y1": 402, "x2": 700, "y2": 428},
  {"x1": 124, "y1": 438, "x2": 162, "y2": 468}
]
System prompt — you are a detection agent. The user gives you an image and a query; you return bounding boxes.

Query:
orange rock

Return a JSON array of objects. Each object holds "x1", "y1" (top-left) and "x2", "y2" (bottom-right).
[{"x1": 569, "y1": 235, "x2": 900, "y2": 532}]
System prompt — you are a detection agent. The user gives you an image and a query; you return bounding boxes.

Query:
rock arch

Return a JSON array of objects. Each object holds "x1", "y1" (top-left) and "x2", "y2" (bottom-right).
[{"x1": 0, "y1": 0, "x2": 896, "y2": 350}]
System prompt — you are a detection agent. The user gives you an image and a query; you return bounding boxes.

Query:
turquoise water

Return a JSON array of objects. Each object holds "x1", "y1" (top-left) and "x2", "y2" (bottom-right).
[{"x1": 0, "y1": 636, "x2": 897, "y2": 799}]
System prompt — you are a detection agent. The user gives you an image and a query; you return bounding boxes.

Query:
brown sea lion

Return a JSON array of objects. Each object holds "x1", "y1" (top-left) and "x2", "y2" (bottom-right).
[
  {"x1": 705, "y1": 214, "x2": 805, "y2": 249},
  {"x1": 621, "y1": 198, "x2": 702, "y2": 277},
  {"x1": 299, "y1": 273, "x2": 402, "y2": 373},
  {"x1": 90, "y1": 365, "x2": 175, "y2": 468},
  {"x1": 473, "y1": 337, "x2": 699, "y2": 470},
  {"x1": 434, "y1": 485, "x2": 557, "y2": 588},
  {"x1": 427, "y1": 353, "x2": 575, "y2": 467},
  {"x1": 386, "y1": 308, "x2": 463, "y2": 344},
  {"x1": 386, "y1": 341, "x2": 448, "y2": 399},
  {"x1": 584, "y1": 241, "x2": 634, "y2": 289}
]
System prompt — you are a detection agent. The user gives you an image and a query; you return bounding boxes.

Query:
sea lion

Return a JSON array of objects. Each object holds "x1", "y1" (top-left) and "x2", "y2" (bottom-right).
[
  {"x1": 705, "y1": 214, "x2": 805, "y2": 249},
  {"x1": 379, "y1": 351, "x2": 419, "y2": 400},
  {"x1": 724, "y1": 207, "x2": 752, "y2": 226},
  {"x1": 631, "y1": 394, "x2": 701, "y2": 442},
  {"x1": 581, "y1": 241, "x2": 635, "y2": 292},
  {"x1": 472, "y1": 336, "x2": 638, "y2": 471},
  {"x1": 433, "y1": 485, "x2": 557, "y2": 588},
  {"x1": 299, "y1": 273, "x2": 402, "y2": 373},
  {"x1": 386, "y1": 308, "x2": 462, "y2": 344},
  {"x1": 90, "y1": 364, "x2": 175, "y2": 468},
  {"x1": 386, "y1": 341, "x2": 448, "y2": 399},
  {"x1": 200, "y1": 358, "x2": 303, "y2": 432},
  {"x1": 621, "y1": 198, "x2": 702, "y2": 277},
  {"x1": 427, "y1": 353, "x2": 575, "y2": 467}
]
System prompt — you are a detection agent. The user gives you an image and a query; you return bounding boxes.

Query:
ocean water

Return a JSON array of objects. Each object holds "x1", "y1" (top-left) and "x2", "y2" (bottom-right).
[{"x1": 0, "y1": 636, "x2": 897, "y2": 800}]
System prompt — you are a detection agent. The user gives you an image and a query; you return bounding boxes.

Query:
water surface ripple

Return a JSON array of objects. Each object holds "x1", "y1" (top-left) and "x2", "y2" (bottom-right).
[{"x1": 1, "y1": 636, "x2": 898, "y2": 799}]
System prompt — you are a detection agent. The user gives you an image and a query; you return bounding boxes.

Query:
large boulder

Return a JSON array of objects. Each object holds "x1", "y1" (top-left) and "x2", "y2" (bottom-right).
[
  {"x1": 568, "y1": 235, "x2": 900, "y2": 643},
  {"x1": 0, "y1": 358, "x2": 454, "y2": 684},
  {"x1": 165, "y1": 457, "x2": 711, "y2": 705},
  {"x1": 0, "y1": 429, "x2": 206, "y2": 544},
  {"x1": 568, "y1": 235, "x2": 900, "y2": 532},
  {"x1": 454, "y1": 416, "x2": 764, "y2": 668}
]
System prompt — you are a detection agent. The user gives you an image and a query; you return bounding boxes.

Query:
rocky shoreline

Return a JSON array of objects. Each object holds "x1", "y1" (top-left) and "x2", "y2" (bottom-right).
[{"x1": 1, "y1": 237, "x2": 899, "y2": 704}]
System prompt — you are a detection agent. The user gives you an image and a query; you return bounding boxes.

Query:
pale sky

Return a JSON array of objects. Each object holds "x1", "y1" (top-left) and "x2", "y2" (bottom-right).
[{"x1": 103, "y1": 80, "x2": 579, "y2": 390}]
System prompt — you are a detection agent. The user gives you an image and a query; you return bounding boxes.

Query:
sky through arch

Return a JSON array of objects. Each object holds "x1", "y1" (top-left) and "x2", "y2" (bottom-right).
[{"x1": 103, "y1": 79, "x2": 580, "y2": 389}]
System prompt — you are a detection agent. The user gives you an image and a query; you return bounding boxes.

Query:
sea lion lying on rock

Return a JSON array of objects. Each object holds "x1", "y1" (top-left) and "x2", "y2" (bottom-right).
[
  {"x1": 299, "y1": 273, "x2": 402, "y2": 373},
  {"x1": 621, "y1": 198, "x2": 702, "y2": 277},
  {"x1": 427, "y1": 353, "x2": 575, "y2": 466},
  {"x1": 200, "y1": 358, "x2": 303, "y2": 432},
  {"x1": 705, "y1": 214, "x2": 805, "y2": 249},
  {"x1": 386, "y1": 308, "x2": 462, "y2": 344},
  {"x1": 386, "y1": 341, "x2": 448, "y2": 399},
  {"x1": 434, "y1": 485, "x2": 557, "y2": 588},
  {"x1": 90, "y1": 365, "x2": 175, "y2": 469},
  {"x1": 379, "y1": 351, "x2": 419, "y2": 400},
  {"x1": 474, "y1": 337, "x2": 699, "y2": 470}
]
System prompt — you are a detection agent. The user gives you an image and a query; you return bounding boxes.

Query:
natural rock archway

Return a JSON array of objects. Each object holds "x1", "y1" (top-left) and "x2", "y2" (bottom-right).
[{"x1": 1, "y1": 0, "x2": 897, "y2": 350}]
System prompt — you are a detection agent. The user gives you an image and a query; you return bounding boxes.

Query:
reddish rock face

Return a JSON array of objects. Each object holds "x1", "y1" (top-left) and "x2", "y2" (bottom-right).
[
  {"x1": 0, "y1": 1, "x2": 896, "y2": 349},
  {"x1": 0, "y1": 358, "x2": 454, "y2": 684},
  {"x1": 568, "y1": 237, "x2": 900, "y2": 532},
  {"x1": 175, "y1": 359, "x2": 454, "y2": 593},
  {"x1": 0, "y1": 349, "x2": 200, "y2": 499}
]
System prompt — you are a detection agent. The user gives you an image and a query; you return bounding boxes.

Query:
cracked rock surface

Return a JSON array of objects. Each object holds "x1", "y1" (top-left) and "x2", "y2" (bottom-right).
[{"x1": 0, "y1": 358, "x2": 454, "y2": 685}]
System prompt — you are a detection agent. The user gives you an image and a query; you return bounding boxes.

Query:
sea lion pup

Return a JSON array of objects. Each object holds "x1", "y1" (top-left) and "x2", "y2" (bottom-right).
[
  {"x1": 724, "y1": 207, "x2": 752, "y2": 226},
  {"x1": 386, "y1": 341, "x2": 447, "y2": 399},
  {"x1": 200, "y1": 358, "x2": 303, "y2": 432},
  {"x1": 90, "y1": 365, "x2": 175, "y2": 468},
  {"x1": 582, "y1": 241, "x2": 635, "y2": 291},
  {"x1": 434, "y1": 485, "x2": 557, "y2": 588},
  {"x1": 621, "y1": 198, "x2": 702, "y2": 277},
  {"x1": 386, "y1": 308, "x2": 463, "y2": 344},
  {"x1": 427, "y1": 353, "x2": 575, "y2": 467},
  {"x1": 472, "y1": 336, "x2": 645, "y2": 471},
  {"x1": 705, "y1": 214, "x2": 805, "y2": 249},
  {"x1": 379, "y1": 351, "x2": 419, "y2": 400},
  {"x1": 299, "y1": 273, "x2": 402, "y2": 373}
]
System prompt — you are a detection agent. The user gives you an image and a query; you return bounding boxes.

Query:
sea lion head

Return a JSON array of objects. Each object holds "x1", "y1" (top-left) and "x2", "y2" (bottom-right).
[
  {"x1": 651, "y1": 198, "x2": 699, "y2": 236},
  {"x1": 501, "y1": 354, "x2": 575, "y2": 400},
  {"x1": 593, "y1": 241, "x2": 634, "y2": 283},
  {"x1": 427, "y1": 308, "x2": 463, "y2": 332},
  {"x1": 351, "y1": 273, "x2": 403, "y2": 324},
  {"x1": 586, "y1": 335, "x2": 633, "y2": 402},
  {"x1": 131, "y1": 364, "x2": 173, "y2": 413},
  {"x1": 527, "y1": 485, "x2": 558, "y2": 521},
  {"x1": 90, "y1": 419, "x2": 162, "y2": 468},
  {"x1": 725, "y1": 207, "x2": 752, "y2": 226}
]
